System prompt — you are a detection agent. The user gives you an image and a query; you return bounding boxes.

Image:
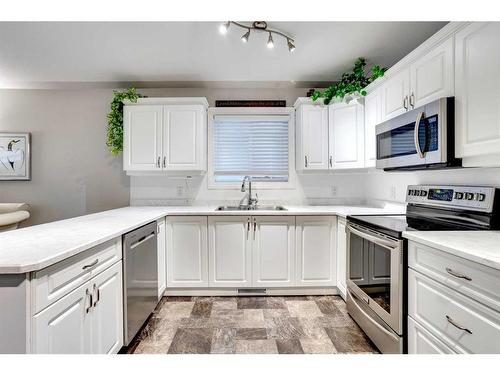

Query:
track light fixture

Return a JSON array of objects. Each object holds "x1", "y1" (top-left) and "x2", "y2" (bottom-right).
[{"x1": 218, "y1": 21, "x2": 296, "y2": 52}]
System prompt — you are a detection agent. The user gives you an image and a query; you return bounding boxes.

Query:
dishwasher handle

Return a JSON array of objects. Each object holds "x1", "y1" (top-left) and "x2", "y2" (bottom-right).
[{"x1": 130, "y1": 232, "x2": 156, "y2": 250}]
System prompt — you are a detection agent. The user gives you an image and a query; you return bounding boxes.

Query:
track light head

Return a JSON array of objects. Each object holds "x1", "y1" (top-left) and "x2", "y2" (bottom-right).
[
  {"x1": 219, "y1": 21, "x2": 230, "y2": 34},
  {"x1": 241, "y1": 29, "x2": 250, "y2": 43},
  {"x1": 287, "y1": 39, "x2": 296, "y2": 52},
  {"x1": 266, "y1": 33, "x2": 274, "y2": 49}
]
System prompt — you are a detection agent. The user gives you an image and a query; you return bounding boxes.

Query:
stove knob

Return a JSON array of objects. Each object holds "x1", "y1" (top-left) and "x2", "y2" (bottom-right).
[
  {"x1": 420, "y1": 190, "x2": 428, "y2": 197},
  {"x1": 465, "y1": 192, "x2": 474, "y2": 200},
  {"x1": 408, "y1": 189, "x2": 414, "y2": 196},
  {"x1": 478, "y1": 193, "x2": 486, "y2": 202},
  {"x1": 454, "y1": 192, "x2": 464, "y2": 200}
]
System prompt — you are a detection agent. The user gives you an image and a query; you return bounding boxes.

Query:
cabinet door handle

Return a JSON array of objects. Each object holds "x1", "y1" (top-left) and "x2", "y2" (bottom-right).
[
  {"x1": 93, "y1": 284, "x2": 100, "y2": 307},
  {"x1": 304, "y1": 155, "x2": 308, "y2": 168},
  {"x1": 82, "y1": 259, "x2": 98, "y2": 270},
  {"x1": 329, "y1": 155, "x2": 333, "y2": 167},
  {"x1": 246, "y1": 218, "x2": 250, "y2": 239},
  {"x1": 86, "y1": 288, "x2": 93, "y2": 314},
  {"x1": 162, "y1": 156, "x2": 166, "y2": 168},
  {"x1": 445, "y1": 267, "x2": 472, "y2": 281},
  {"x1": 410, "y1": 93, "x2": 415, "y2": 108},
  {"x1": 253, "y1": 218, "x2": 257, "y2": 240},
  {"x1": 446, "y1": 315, "x2": 472, "y2": 334},
  {"x1": 403, "y1": 96, "x2": 409, "y2": 111}
]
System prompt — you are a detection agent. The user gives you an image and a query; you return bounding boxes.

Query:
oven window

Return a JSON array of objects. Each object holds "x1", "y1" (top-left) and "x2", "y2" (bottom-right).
[
  {"x1": 349, "y1": 232, "x2": 392, "y2": 313},
  {"x1": 377, "y1": 115, "x2": 439, "y2": 160}
]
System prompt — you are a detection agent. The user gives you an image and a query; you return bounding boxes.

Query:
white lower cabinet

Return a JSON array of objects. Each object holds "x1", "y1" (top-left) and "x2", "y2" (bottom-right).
[
  {"x1": 166, "y1": 216, "x2": 208, "y2": 287},
  {"x1": 408, "y1": 316, "x2": 455, "y2": 354},
  {"x1": 336, "y1": 217, "x2": 347, "y2": 299},
  {"x1": 157, "y1": 218, "x2": 166, "y2": 297},
  {"x1": 208, "y1": 216, "x2": 252, "y2": 287},
  {"x1": 33, "y1": 261, "x2": 123, "y2": 354},
  {"x1": 296, "y1": 216, "x2": 337, "y2": 286},
  {"x1": 252, "y1": 216, "x2": 295, "y2": 287}
]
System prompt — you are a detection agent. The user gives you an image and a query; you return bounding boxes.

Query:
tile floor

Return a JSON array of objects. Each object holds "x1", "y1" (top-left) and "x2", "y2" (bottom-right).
[{"x1": 127, "y1": 295, "x2": 379, "y2": 354}]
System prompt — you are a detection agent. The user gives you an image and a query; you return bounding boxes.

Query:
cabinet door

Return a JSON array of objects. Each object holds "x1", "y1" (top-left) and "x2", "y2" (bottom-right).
[
  {"x1": 381, "y1": 68, "x2": 410, "y2": 121},
  {"x1": 298, "y1": 105, "x2": 329, "y2": 170},
  {"x1": 252, "y1": 216, "x2": 295, "y2": 287},
  {"x1": 208, "y1": 216, "x2": 252, "y2": 287},
  {"x1": 408, "y1": 317, "x2": 455, "y2": 354},
  {"x1": 33, "y1": 281, "x2": 92, "y2": 354},
  {"x1": 157, "y1": 218, "x2": 167, "y2": 297},
  {"x1": 336, "y1": 218, "x2": 347, "y2": 300},
  {"x1": 328, "y1": 102, "x2": 365, "y2": 169},
  {"x1": 123, "y1": 105, "x2": 163, "y2": 171},
  {"x1": 90, "y1": 262, "x2": 123, "y2": 354},
  {"x1": 410, "y1": 37, "x2": 454, "y2": 108},
  {"x1": 364, "y1": 89, "x2": 382, "y2": 168},
  {"x1": 455, "y1": 22, "x2": 500, "y2": 163},
  {"x1": 296, "y1": 216, "x2": 336, "y2": 287},
  {"x1": 166, "y1": 216, "x2": 208, "y2": 288},
  {"x1": 163, "y1": 105, "x2": 206, "y2": 170}
]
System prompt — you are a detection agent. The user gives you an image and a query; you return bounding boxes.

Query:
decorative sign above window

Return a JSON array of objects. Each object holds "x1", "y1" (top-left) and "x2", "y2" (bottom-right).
[
  {"x1": 215, "y1": 100, "x2": 286, "y2": 107},
  {"x1": 0, "y1": 132, "x2": 31, "y2": 181}
]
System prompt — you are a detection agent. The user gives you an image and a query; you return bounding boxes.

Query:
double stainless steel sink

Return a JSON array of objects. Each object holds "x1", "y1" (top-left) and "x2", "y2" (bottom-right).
[{"x1": 215, "y1": 205, "x2": 287, "y2": 211}]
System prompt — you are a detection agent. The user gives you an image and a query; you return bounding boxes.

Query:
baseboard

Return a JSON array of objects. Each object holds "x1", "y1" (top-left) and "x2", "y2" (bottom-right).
[{"x1": 163, "y1": 287, "x2": 339, "y2": 297}]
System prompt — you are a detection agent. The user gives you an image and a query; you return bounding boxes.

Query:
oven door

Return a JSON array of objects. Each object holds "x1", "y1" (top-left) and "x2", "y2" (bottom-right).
[
  {"x1": 375, "y1": 98, "x2": 447, "y2": 169},
  {"x1": 346, "y1": 222, "x2": 403, "y2": 335}
]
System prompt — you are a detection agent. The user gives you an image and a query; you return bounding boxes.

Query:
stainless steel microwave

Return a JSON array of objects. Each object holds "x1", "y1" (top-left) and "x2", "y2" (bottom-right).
[{"x1": 375, "y1": 97, "x2": 461, "y2": 171}]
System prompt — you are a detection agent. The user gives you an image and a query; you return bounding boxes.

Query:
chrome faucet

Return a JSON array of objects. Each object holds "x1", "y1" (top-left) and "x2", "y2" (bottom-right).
[{"x1": 240, "y1": 176, "x2": 258, "y2": 208}]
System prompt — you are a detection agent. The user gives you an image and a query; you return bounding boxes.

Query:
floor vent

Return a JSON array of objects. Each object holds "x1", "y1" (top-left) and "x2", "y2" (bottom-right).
[{"x1": 237, "y1": 288, "x2": 267, "y2": 294}]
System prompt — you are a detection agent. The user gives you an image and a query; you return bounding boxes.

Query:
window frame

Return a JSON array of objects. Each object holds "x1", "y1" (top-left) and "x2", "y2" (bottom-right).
[{"x1": 207, "y1": 107, "x2": 296, "y2": 190}]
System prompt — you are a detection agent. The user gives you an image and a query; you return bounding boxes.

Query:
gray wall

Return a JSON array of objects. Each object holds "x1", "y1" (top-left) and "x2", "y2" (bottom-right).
[{"x1": 0, "y1": 86, "x2": 309, "y2": 226}]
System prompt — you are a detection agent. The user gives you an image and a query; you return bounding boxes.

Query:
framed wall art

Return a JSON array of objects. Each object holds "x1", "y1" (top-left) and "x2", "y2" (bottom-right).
[{"x1": 0, "y1": 132, "x2": 31, "y2": 181}]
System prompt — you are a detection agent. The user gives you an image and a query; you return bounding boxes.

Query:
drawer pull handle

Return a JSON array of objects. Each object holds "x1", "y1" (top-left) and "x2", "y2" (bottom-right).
[
  {"x1": 446, "y1": 315, "x2": 472, "y2": 334},
  {"x1": 446, "y1": 267, "x2": 472, "y2": 281},
  {"x1": 82, "y1": 259, "x2": 98, "y2": 270}
]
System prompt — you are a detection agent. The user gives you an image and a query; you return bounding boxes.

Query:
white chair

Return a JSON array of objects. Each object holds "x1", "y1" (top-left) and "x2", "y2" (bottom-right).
[{"x1": 0, "y1": 203, "x2": 30, "y2": 232}]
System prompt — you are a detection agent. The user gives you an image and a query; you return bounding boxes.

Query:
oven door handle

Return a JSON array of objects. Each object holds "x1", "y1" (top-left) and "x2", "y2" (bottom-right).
[
  {"x1": 347, "y1": 224, "x2": 399, "y2": 250},
  {"x1": 414, "y1": 111, "x2": 425, "y2": 159}
]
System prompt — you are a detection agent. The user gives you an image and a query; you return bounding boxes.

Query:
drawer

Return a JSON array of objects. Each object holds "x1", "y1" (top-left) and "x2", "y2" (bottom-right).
[
  {"x1": 32, "y1": 238, "x2": 122, "y2": 313},
  {"x1": 408, "y1": 316, "x2": 455, "y2": 354},
  {"x1": 408, "y1": 268, "x2": 500, "y2": 354},
  {"x1": 409, "y1": 241, "x2": 500, "y2": 312}
]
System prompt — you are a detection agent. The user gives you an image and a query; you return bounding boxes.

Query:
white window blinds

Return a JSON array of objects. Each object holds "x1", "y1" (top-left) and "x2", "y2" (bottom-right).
[{"x1": 213, "y1": 115, "x2": 289, "y2": 183}]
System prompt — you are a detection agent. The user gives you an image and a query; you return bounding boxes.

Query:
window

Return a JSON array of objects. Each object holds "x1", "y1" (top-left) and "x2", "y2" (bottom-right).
[{"x1": 208, "y1": 108, "x2": 294, "y2": 188}]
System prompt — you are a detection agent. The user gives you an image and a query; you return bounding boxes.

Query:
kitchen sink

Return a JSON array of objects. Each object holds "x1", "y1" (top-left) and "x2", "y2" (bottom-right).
[{"x1": 215, "y1": 205, "x2": 287, "y2": 211}]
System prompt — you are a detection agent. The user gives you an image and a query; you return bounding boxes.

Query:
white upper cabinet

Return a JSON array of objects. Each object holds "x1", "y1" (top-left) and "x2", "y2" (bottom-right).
[
  {"x1": 328, "y1": 102, "x2": 365, "y2": 169},
  {"x1": 252, "y1": 216, "x2": 295, "y2": 287},
  {"x1": 410, "y1": 37, "x2": 454, "y2": 108},
  {"x1": 455, "y1": 22, "x2": 500, "y2": 166},
  {"x1": 364, "y1": 88, "x2": 382, "y2": 168},
  {"x1": 295, "y1": 101, "x2": 329, "y2": 170},
  {"x1": 166, "y1": 216, "x2": 208, "y2": 288},
  {"x1": 123, "y1": 98, "x2": 208, "y2": 174},
  {"x1": 381, "y1": 67, "x2": 411, "y2": 121},
  {"x1": 123, "y1": 105, "x2": 163, "y2": 171}
]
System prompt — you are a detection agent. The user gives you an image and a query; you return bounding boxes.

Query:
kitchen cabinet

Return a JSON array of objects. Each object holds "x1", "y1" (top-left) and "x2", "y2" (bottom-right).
[
  {"x1": 408, "y1": 316, "x2": 455, "y2": 354},
  {"x1": 295, "y1": 100, "x2": 329, "y2": 170},
  {"x1": 208, "y1": 216, "x2": 252, "y2": 287},
  {"x1": 455, "y1": 22, "x2": 500, "y2": 166},
  {"x1": 252, "y1": 216, "x2": 295, "y2": 287},
  {"x1": 381, "y1": 37, "x2": 454, "y2": 122},
  {"x1": 166, "y1": 216, "x2": 208, "y2": 288},
  {"x1": 33, "y1": 261, "x2": 123, "y2": 354},
  {"x1": 328, "y1": 102, "x2": 365, "y2": 169},
  {"x1": 364, "y1": 88, "x2": 382, "y2": 168},
  {"x1": 336, "y1": 217, "x2": 347, "y2": 300},
  {"x1": 157, "y1": 218, "x2": 166, "y2": 297},
  {"x1": 296, "y1": 216, "x2": 337, "y2": 286},
  {"x1": 123, "y1": 98, "x2": 208, "y2": 174}
]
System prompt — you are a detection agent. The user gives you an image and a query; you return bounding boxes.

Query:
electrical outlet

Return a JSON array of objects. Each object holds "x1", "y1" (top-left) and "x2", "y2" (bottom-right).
[
  {"x1": 331, "y1": 185, "x2": 338, "y2": 197},
  {"x1": 389, "y1": 185, "x2": 397, "y2": 200},
  {"x1": 176, "y1": 185, "x2": 184, "y2": 197}
]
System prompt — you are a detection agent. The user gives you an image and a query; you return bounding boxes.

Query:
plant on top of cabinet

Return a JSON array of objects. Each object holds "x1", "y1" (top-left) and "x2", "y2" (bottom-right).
[
  {"x1": 107, "y1": 88, "x2": 146, "y2": 155},
  {"x1": 311, "y1": 58, "x2": 387, "y2": 105}
]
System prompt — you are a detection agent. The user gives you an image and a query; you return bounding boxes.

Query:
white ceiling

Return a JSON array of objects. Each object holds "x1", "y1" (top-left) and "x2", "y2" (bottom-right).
[{"x1": 0, "y1": 22, "x2": 447, "y2": 87}]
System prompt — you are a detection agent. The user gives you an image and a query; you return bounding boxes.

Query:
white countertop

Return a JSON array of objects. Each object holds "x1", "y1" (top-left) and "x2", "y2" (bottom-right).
[
  {"x1": 403, "y1": 231, "x2": 500, "y2": 271},
  {"x1": 0, "y1": 204, "x2": 405, "y2": 274}
]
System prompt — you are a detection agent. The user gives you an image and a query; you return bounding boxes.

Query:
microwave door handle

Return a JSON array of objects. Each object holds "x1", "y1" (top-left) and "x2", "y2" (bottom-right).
[{"x1": 414, "y1": 111, "x2": 425, "y2": 159}]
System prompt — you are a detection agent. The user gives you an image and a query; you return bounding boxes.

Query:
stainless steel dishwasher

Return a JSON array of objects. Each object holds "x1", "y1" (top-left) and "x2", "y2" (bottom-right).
[{"x1": 123, "y1": 221, "x2": 158, "y2": 346}]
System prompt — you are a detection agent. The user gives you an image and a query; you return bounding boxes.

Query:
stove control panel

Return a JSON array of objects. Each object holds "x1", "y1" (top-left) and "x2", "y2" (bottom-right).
[{"x1": 406, "y1": 185, "x2": 496, "y2": 212}]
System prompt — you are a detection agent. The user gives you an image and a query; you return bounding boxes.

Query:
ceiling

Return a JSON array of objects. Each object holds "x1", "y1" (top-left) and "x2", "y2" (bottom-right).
[{"x1": 0, "y1": 22, "x2": 447, "y2": 87}]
